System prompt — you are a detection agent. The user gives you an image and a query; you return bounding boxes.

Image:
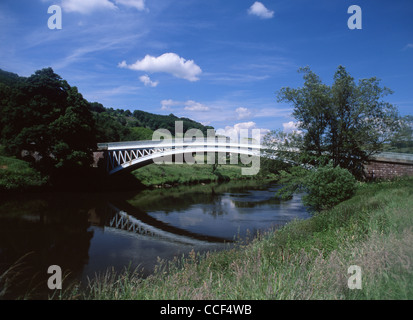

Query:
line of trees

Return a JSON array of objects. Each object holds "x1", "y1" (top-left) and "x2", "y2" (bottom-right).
[{"x1": 0, "y1": 67, "x2": 213, "y2": 178}]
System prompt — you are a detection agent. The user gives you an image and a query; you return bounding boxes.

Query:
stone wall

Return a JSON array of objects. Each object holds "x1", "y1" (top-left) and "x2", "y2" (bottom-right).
[{"x1": 364, "y1": 160, "x2": 413, "y2": 180}]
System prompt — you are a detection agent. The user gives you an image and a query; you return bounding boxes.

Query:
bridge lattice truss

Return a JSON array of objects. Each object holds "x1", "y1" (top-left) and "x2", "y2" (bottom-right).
[
  {"x1": 107, "y1": 210, "x2": 220, "y2": 245},
  {"x1": 98, "y1": 139, "x2": 262, "y2": 175}
]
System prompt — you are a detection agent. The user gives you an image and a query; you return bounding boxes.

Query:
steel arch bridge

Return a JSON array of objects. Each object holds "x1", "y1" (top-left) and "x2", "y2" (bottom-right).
[
  {"x1": 97, "y1": 138, "x2": 262, "y2": 175},
  {"x1": 95, "y1": 139, "x2": 413, "y2": 178}
]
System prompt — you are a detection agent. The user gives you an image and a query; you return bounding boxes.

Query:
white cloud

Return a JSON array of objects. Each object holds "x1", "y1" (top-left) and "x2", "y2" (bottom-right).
[
  {"x1": 404, "y1": 43, "x2": 413, "y2": 50},
  {"x1": 216, "y1": 122, "x2": 269, "y2": 143},
  {"x1": 139, "y1": 74, "x2": 159, "y2": 87},
  {"x1": 115, "y1": 0, "x2": 146, "y2": 11},
  {"x1": 236, "y1": 107, "x2": 252, "y2": 120},
  {"x1": 184, "y1": 100, "x2": 210, "y2": 112},
  {"x1": 160, "y1": 99, "x2": 209, "y2": 112},
  {"x1": 161, "y1": 99, "x2": 179, "y2": 110},
  {"x1": 119, "y1": 53, "x2": 202, "y2": 82},
  {"x1": 283, "y1": 121, "x2": 302, "y2": 134},
  {"x1": 248, "y1": 2, "x2": 274, "y2": 19},
  {"x1": 61, "y1": 0, "x2": 146, "y2": 13},
  {"x1": 61, "y1": 0, "x2": 117, "y2": 14},
  {"x1": 118, "y1": 60, "x2": 128, "y2": 68}
]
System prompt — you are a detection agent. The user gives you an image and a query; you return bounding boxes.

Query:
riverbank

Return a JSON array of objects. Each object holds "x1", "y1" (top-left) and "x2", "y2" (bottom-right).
[
  {"x1": 0, "y1": 154, "x2": 276, "y2": 192},
  {"x1": 131, "y1": 163, "x2": 276, "y2": 188},
  {"x1": 0, "y1": 155, "x2": 47, "y2": 192},
  {"x1": 62, "y1": 177, "x2": 413, "y2": 300}
]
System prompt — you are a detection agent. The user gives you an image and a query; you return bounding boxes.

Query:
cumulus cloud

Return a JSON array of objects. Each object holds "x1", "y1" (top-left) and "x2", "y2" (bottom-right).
[
  {"x1": 61, "y1": 0, "x2": 146, "y2": 13},
  {"x1": 139, "y1": 74, "x2": 158, "y2": 87},
  {"x1": 119, "y1": 53, "x2": 202, "y2": 82},
  {"x1": 160, "y1": 99, "x2": 179, "y2": 111},
  {"x1": 184, "y1": 100, "x2": 210, "y2": 112},
  {"x1": 216, "y1": 122, "x2": 269, "y2": 143},
  {"x1": 248, "y1": 2, "x2": 274, "y2": 19},
  {"x1": 283, "y1": 121, "x2": 302, "y2": 134},
  {"x1": 236, "y1": 107, "x2": 252, "y2": 120}
]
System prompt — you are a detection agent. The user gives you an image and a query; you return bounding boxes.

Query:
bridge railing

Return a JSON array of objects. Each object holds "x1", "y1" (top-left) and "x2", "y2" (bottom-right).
[
  {"x1": 97, "y1": 138, "x2": 262, "y2": 151},
  {"x1": 98, "y1": 138, "x2": 266, "y2": 175}
]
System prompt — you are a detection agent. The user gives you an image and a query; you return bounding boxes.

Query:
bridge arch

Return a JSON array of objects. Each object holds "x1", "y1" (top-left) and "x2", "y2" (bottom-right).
[
  {"x1": 97, "y1": 139, "x2": 262, "y2": 175},
  {"x1": 95, "y1": 140, "x2": 413, "y2": 179}
]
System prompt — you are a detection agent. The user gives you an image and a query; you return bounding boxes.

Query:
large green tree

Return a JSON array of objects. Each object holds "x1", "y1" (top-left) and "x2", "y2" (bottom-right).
[
  {"x1": 276, "y1": 65, "x2": 401, "y2": 178},
  {"x1": 0, "y1": 68, "x2": 96, "y2": 173}
]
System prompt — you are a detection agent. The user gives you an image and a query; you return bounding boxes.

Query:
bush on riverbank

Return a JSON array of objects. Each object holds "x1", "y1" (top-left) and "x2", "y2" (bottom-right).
[
  {"x1": 302, "y1": 163, "x2": 357, "y2": 211},
  {"x1": 0, "y1": 156, "x2": 47, "y2": 191},
  {"x1": 275, "y1": 163, "x2": 357, "y2": 211},
  {"x1": 66, "y1": 177, "x2": 413, "y2": 300}
]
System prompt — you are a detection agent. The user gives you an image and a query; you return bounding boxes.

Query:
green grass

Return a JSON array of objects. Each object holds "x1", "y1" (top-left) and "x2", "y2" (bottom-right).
[
  {"x1": 61, "y1": 177, "x2": 413, "y2": 300},
  {"x1": 0, "y1": 156, "x2": 47, "y2": 191},
  {"x1": 131, "y1": 163, "x2": 275, "y2": 187}
]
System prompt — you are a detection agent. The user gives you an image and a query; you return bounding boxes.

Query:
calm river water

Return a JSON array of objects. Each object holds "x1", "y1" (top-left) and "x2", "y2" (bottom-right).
[{"x1": 0, "y1": 180, "x2": 310, "y2": 299}]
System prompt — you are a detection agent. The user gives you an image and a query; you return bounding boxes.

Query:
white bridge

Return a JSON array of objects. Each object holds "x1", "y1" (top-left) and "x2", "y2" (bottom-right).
[{"x1": 97, "y1": 138, "x2": 262, "y2": 175}]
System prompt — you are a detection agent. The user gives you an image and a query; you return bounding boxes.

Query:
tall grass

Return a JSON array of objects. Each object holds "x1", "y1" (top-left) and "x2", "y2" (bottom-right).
[{"x1": 64, "y1": 178, "x2": 413, "y2": 300}]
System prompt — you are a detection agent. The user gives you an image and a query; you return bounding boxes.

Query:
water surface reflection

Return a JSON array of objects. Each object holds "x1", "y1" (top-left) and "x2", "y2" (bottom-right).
[{"x1": 0, "y1": 180, "x2": 309, "y2": 299}]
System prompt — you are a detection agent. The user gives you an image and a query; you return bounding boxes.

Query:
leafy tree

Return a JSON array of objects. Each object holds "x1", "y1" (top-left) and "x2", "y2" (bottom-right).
[
  {"x1": 89, "y1": 102, "x2": 106, "y2": 113},
  {"x1": 262, "y1": 129, "x2": 304, "y2": 164},
  {"x1": 0, "y1": 68, "x2": 96, "y2": 174},
  {"x1": 277, "y1": 65, "x2": 401, "y2": 178},
  {"x1": 124, "y1": 127, "x2": 154, "y2": 141},
  {"x1": 49, "y1": 86, "x2": 96, "y2": 169},
  {"x1": 388, "y1": 115, "x2": 413, "y2": 152}
]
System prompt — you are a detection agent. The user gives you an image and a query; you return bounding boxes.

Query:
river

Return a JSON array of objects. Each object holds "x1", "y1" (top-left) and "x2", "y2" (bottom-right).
[{"x1": 0, "y1": 180, "x2": 310, "y2": 299}]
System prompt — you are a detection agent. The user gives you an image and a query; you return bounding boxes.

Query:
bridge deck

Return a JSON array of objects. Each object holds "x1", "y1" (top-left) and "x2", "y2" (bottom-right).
[
  {"x1": 97, "y1": 139, "x2": 262, "y2": 151},
  {"x1": 370, "y1": 152, "x2": 413, "y2": 164}
]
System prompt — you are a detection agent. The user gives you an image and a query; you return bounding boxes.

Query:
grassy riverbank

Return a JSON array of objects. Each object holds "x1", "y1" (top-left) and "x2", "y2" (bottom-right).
[
  {"x1": 131, "y1": 163, "x2": 274, "y2": 187},
  {"x1": 62, "y1": 177, "x2": 413, "y2": 300},
  {"x1": 0, "y1": 155, "x2": 47, "y2": 192},
  {"x1": 0, "y1": 151, "x2": 275, "y2": 192}
]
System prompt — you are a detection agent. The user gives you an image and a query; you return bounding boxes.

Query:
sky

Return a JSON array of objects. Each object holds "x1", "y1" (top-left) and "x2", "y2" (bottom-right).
[{"x1": 0, "y1": 0, "x2": 412, "y2": 138}]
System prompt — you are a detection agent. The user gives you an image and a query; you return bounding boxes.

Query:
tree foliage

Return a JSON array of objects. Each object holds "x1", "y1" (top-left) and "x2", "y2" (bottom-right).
[
  {"x1": 275, "y1": 163, "x2": 357, "y2": 212},
  {"x1": 276, "y1": 65, "x2": 402, "y2": 178},
  {"x1": 0, "y1": 68, "x2": 96, "y2": 173},
  {"x1": 387, "y1": 115, "x2": 413, "y2": 152},
  {"x1": 89, "y1": 103, "x2": 213, "y2": 143},
  {"x1": 0, "y1": 67, "x2": 216, "y2": 179}
]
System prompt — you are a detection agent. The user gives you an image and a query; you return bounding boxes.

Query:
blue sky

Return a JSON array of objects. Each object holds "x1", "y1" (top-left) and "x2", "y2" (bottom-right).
[{"x1": 0, "y1": 0, "x2": 412, "y2": 136}]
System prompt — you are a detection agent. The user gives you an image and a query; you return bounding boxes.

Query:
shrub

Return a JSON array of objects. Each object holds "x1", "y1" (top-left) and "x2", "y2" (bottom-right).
[
  {"x1": 303, "y1": 163, "x2": 357, "y2": 211},
  {"x1": 276, "y1": 162, "x2": 357, "y2": 212}
]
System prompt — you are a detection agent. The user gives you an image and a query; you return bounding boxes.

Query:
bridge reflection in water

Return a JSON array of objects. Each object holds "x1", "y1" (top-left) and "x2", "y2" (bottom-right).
[
  {"x1": 105, "y1": 203, "x2": 231, "y2": 246},
  {"x1": 0, "y1": 180, "x2": 310, "y2": 299}
]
